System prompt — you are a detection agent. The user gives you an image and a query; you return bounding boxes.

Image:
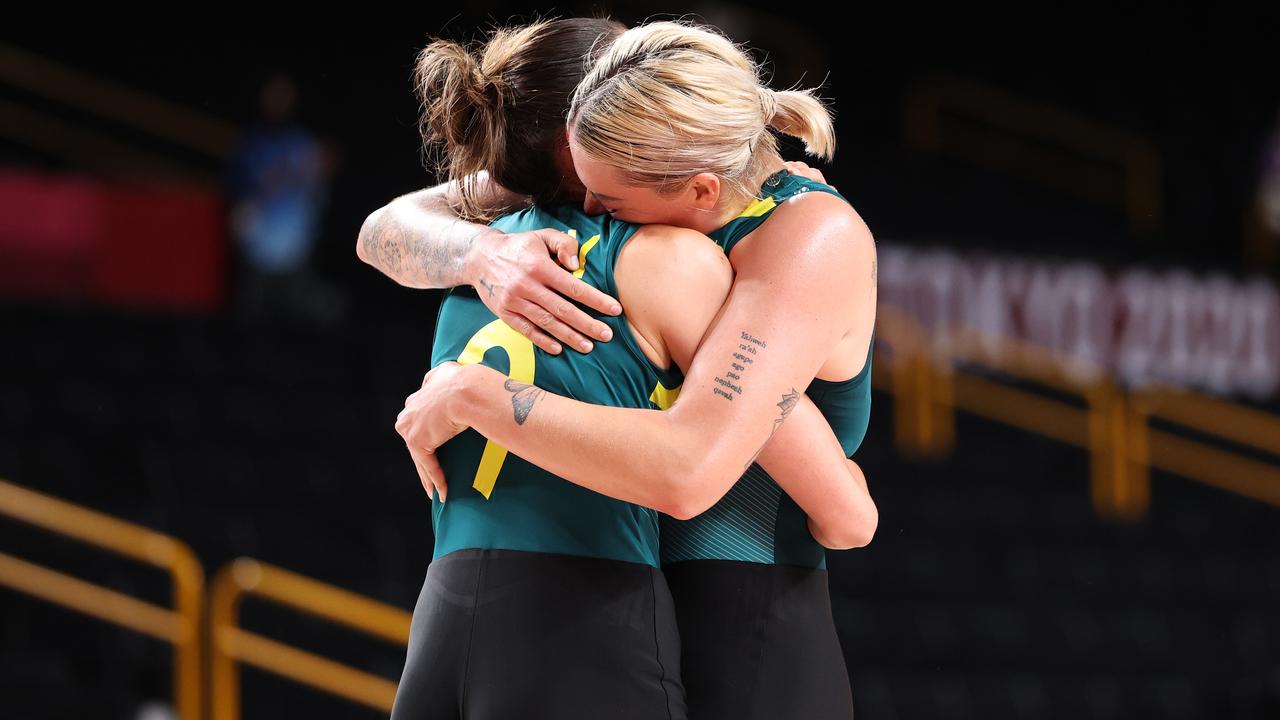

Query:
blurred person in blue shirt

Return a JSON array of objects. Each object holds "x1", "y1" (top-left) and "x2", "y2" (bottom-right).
[{"x1": 228, "y1": 72, "x2": 341, "y2": 325}]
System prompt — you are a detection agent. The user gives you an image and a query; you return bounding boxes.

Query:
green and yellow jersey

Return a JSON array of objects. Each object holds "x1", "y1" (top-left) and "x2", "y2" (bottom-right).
[
  {"x1": 429, "y1": 205, "x2": 682, "y2": 567},
  {"x1": 660, "y1": 170, "x2": 875, "y2": 569}
]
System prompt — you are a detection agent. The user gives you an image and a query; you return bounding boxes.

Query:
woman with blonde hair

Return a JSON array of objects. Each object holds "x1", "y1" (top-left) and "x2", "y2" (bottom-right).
[
  {"x1": 392, "y1": 20, "x2": 877, "y2": 719},
  {"x1": 375, "y1": 18, "x2": 871, "y2": 720}
]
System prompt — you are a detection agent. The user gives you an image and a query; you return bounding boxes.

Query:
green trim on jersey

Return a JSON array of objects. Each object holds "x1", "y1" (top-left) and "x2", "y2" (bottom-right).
[{"x1": 429, "y1": 205, "x2": 682, "y2": 567}]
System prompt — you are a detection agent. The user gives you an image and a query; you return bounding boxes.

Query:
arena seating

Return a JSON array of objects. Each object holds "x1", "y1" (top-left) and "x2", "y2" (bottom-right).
[{"x1": 2, "y1": 302, "x2": 1277, "y2": 718}]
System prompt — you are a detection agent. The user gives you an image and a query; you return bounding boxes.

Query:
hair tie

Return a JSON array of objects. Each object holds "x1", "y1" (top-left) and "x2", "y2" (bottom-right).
[
  {"x1": 759, "y1": 88, "x2": 778, "y2": 123},
  {"x1": 479, "y1": 72, "x2": 508, "y2": 107}
]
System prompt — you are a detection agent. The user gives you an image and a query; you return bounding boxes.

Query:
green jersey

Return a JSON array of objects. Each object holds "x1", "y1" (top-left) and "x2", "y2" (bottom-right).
[
  {"x1": 660, "y1": 170, "x2": 875, "y2": 569},
  {"x1": 429, "y1": 205, "x2": 682, "y2": 567}
]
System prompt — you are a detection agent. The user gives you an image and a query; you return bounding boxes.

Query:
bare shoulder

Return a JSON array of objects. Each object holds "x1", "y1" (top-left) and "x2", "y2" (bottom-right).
[
  {"x1": 619, "y1": 224, "x2": 731, "y2": 280},
  {"x1": 776, "y1": 190, "x2": 869, "y2": 229},
  {"x1": 737, "y1": 192, "x2": 875, "y2": 267},
  {"x1": 615, "y1": 224, "x2": 735, "y2": 369}
]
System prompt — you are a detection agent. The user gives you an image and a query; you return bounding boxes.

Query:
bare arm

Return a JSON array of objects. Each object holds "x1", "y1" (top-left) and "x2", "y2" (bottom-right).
[
  {"x1": 356, "y1": 180, "x2": 520, "y2": 289},
  {"x1": 754, "y1": 420, "x2": 877, "y2": 549},
  {"x1": 356, "y1": 176, "x2": 623, "y2": 353},
  {"x1": 622, "y1": 225, "x2": 876, "y2": 547},
  {"x1": 402, "y1": 193, "x2": 877, "y2": 531}
]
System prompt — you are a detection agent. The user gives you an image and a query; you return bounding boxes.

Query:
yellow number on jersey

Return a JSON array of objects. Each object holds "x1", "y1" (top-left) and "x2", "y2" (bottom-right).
[{"x1": 456, "y1": 320, "x2": 536, "y2": 499}]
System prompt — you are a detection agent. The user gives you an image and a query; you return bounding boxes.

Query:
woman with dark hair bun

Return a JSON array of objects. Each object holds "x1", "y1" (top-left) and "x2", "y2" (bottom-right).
[
  {"x1": 382, "y1": 19, "x2": 865, "y2": 720},
  {"x1": 412, "y1": 18, "x2": 623, "y2": 219}
]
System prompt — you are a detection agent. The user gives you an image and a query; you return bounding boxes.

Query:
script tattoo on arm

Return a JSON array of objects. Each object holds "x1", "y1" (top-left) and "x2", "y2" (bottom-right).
[
  {"x1": 746, "y1": 388, "x2": 801, "y2": 469},
  {"x1": 714, "y1": 332, "x2": 767, "y2": 402},
  {"x1": 503, "y1": 380, "x2": 545, "y2": 426}
]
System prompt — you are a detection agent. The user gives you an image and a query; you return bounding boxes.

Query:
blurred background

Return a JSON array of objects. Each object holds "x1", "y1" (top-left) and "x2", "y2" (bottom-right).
[{"x1": 2, "y1": 4, "x2": 1279, "y2": 719}]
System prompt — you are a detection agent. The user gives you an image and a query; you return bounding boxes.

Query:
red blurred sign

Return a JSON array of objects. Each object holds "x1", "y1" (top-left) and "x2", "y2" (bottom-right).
[{"x1": 0, "y1": 169, "x2": 226, "y2": 312}]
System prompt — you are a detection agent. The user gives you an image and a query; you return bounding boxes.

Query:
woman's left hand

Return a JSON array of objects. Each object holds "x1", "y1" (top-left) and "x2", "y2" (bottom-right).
[{"x1": 396, "y1": 362, "x2": 472, "y2": 502}]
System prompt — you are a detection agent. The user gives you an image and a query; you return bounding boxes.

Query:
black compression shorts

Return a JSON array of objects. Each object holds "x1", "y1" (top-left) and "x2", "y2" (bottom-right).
[
  {"x1": 391, "y1": 548, "x2": 687, "y2": 720},
  {"x1": 664, "y1": 559, "x2": 855, "y2": 720}
]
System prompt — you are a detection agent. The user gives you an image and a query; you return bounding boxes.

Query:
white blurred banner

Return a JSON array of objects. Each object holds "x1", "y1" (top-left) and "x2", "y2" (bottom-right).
[{"x1": 878, "y1": 244, "x2": 1280, "y2": 400}]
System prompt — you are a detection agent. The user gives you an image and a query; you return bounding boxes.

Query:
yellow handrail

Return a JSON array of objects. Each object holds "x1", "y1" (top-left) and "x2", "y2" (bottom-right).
[
  {"x1": 210, "y1": 558, "x2": 411, "y2": 720},
  {"x1": 880, "y1": 304, "x2": 1152, "y2": 517},
  {"x1": 1143, "y1": 388, "x2": 1280, "y2": 457},
  {"x1": 873, "y1": 303, "x2": 1280, "y2": 520},
  {"x1": 1145, "y1": 429, "x2": 1280, "y2": 507},
  {"x1": 904, "y1": 75, "x2": 1162, "y2": 233},
  {"x1": 948, "y1": 326, "x2": 1148, "y2": 520},
  {"x1": 0, "y1": 479, "x2": 204, "y2": 719}
]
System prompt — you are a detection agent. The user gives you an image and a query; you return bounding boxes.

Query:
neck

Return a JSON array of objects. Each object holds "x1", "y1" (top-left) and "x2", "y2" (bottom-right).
[{"x1": 702, "y1": 161, "x2": 787, "y2": 232}]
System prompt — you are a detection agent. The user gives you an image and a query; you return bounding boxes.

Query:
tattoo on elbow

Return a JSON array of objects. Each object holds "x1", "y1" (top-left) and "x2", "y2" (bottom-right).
[
  {"x1": 746, "y1": 388, "x2": 801, "y2": 469},
  {"x1": 503, "y1": 380, "x2": 545, "y2": 425},
  {"x1": 364, "y1": 211, "x2": 406, "y2": 269}
]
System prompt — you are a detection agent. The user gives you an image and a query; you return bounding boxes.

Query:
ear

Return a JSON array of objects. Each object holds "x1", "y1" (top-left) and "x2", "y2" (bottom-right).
[{"x1": 687, "y1": 172, "x2": 721, "y2": 210}]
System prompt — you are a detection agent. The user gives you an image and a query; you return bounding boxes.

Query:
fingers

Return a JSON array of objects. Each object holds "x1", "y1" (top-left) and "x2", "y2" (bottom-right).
[
  {"x1": 511, "y1": 298, "x2": 595, "y2": 354},
  {"x1": 498, "y1": 309, "x2": 564, "y2": 355},
  {"x1": 544, "y1": 267, "x2": 622, "y2": 318},
  {"x1": 536, "y1": 229, "x2": 581, "y2": 272},
  {"x1": 424, "y1": 452, "x2": 448, "y2": 502},
  {"x1": 412, "y1": 454, "x2": 434, "y2": 500},
  {"x1": 783, "y1": 160, "x2": 830, "y2": 186},
  {"x1": 408, "y1": 444, "x2": 447, "y2": 502},
  {"x1": 530, "y1": 284, "x2": 615, "y2": 346},
  {"x1": 484, "y1": 229, "x2": 623, "y2": 353}
]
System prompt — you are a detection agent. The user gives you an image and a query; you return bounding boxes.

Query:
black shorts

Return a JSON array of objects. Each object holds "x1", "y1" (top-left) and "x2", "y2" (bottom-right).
[
  {"x1": 391, "y1": 548, "x2": 687, "y2": 720},
  {"x1": 664, "y1": 559, "x2": 855, "y2": 720}
]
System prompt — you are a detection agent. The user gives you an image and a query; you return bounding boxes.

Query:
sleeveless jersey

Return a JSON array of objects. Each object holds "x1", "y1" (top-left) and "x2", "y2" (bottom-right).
[
  {"x1": 660, "y1": 170, "x2": 874, "y2": 569},
  {"x1": 429, "y1": 205, "x2": 683, "y2": 567}
]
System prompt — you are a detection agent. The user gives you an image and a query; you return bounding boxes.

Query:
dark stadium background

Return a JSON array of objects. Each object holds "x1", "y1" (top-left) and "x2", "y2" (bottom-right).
[{"x1": 2, "y1": 5, "x2": 1278, "y2": 719}]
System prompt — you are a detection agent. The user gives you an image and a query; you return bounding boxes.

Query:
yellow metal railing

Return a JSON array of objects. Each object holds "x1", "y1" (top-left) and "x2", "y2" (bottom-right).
[
  {"x1": 4, "y1": 306, "x2": 1278, "y2": 720},
  {"x1": 1141, "y1": 389, "x2": 1280, "y2": 508},
  {"x1": 0, "y1": 478, "x2": 204, "y2": 719},
  {"x1": 210, "y1": 557, "x2": 411, "y2": 720},
  {"x1": 904, "y1": 75, "x2": 1163, "y2": 234},
  {"x1": 874, "y1": 305, "x2": 1280, "y2": 520}
]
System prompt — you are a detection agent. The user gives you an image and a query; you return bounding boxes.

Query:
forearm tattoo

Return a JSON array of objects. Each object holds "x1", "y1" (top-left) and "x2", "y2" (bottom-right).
[
  {"x1": 503, "y1": 380, "x2": 545, "y2": 425},
  {"x1": 361, "y1": 209, "x2": 475, "y2": 287},
  {"x1": 714, "y1": 331, "x2": 767, "y2": 402},
  {"x1": 747, "y1": 388, "x2": 801, "y2": 469},
  {"x1": 362, "y1": 210, "x2": 407, "y2": 275}
]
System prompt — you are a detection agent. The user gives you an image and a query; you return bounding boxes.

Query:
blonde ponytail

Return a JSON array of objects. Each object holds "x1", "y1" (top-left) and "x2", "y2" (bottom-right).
[
  {"x1": 767, "y1": 89, "x2": 836, "y2": 160},
  {"x1": 569, "y1": 21, "x2": 835, "y2": 205}
]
